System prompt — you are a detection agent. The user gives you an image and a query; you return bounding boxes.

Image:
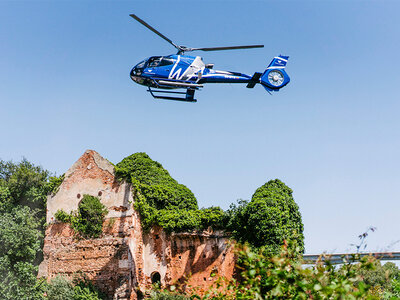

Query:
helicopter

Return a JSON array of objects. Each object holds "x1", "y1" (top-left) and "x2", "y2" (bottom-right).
[{"x1": 129, "y1": 14, "x2": 290, "y2": 102}]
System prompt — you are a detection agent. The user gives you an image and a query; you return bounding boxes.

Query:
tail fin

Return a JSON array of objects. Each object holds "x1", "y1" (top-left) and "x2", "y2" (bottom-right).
[
  {"x1": 260, "y1": 55, "x2": 290, "y2": 92},
  {"x1": 267, "y1": 55, "x2": 289, "y2": 69}
]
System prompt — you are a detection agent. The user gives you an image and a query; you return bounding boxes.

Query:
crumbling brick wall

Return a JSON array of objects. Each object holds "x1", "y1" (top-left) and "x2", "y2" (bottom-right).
[{"x1": 39, "y1": 150, "x2": 235, "y2": 299}]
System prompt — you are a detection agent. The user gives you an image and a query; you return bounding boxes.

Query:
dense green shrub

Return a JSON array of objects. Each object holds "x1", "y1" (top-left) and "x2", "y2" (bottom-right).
[
  {"x1": 72, "y1": 273, "x2": 105, "y2": 300},
  {"x1": 198, "y1": 207, "x2": 226, "y2": 230},
  {"x1": 155, "y1": 209, "x2": 201, "y2": 233},
  {"x1": 55, "y1": 209, "x2": 71, "y2": 223},
  {"x1": 202, "y1": 244, "x2": 377, "y2": 299},
  {"x1": 46, "y1": 274, "x2": 104, "y2": 300},
  {"x1": 116, "y1": 153, "x2": 197, "y2": 210},
  {"x1": 149, "y1": 289, "x2": 188, "y2": 300},
  {"x1": 353, "y1": 261, "x2": 400, "y2": 298},
  {"x1": 152, "y1": 207, "x2": 226, "y2": 233},
  {"x1": 116, "y1": 153, "x2": 303, "y2": 251},
  {"x1": 46, "y1": 276, "x2": 75, "y2": 300},
  {"x1": 226, "y1": 179, "x2": 304, "y2": 253},
  {"x1": 55, "y1": 195, "x2": 108, "y2": 239},
  {"x1": 115, "y1": 153, "x2": 226, "y2": 233},
  {"x1": 0, "y1": 159, "x2": 52, "y2": 299},
  {"x1": 73, "y1": 195, "x2": 108, "y2": 238},
  {"x1": 47, "y1": 174, "x2": 65, "y2": 196}
]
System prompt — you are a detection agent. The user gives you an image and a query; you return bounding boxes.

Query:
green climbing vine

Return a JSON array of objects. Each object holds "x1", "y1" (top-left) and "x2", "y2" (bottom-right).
[{"x1": 55, "y1": 194, "x2": 108, "y2": 238}]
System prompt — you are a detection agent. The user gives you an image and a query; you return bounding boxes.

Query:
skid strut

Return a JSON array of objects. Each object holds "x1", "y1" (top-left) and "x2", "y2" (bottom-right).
[{"x1": 147, "y1": 87, "x2": 197, "y2": 102}]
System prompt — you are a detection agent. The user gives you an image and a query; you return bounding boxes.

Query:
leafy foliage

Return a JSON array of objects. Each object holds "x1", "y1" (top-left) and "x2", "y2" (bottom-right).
[
  {"x1": 153, "y1": 207, "x2": 225, "y2": 233},
  {"x1": 149, "y1": 289, "x2": 188, "y2": 300},
  {"x1": 0, "y1": 206, "x2": 42, "y2": 264},
  {"x1": 46, "y1": 276, "x2": 75, "y2": 300},
  {"x1": 55, "y1": 209, "x2": 72, "y2": 223},
  {"x1": 0, "y1": 158, "x2": 52, "y2": 220},
  {"x1": 226, "y1": 179, "x2": 304, "y2": 253},
  {"x1": 354, "y1": 261, "x2": 400, "y2": 298},
  {"x1": 72, "y1": 273, "x2": 106, "y2": 300},
  {"x1": 384, "y1": 278, "x2": 400, "y2": 299},
  {"x1": 0, "y1": 257, "x2": 45, "y2": 300},
  {"x1": 116, "y1": 154, "x2": 303, "y2": 252},
  {"x1": 116, "y1": 153, "x2": 197, "y2": 210},
  {"x1": 47, "y1": 174, "x2": 65, "y2": 196},
  {"x1": 115, "y1": 153, "x2": 225, "y2": 233},
  {"x1": 46, "y1": 274, "x2": 105, "y2": 300},
  {"x1": 201, "y1": 244, "x2": 377, "y2": 299},
  {"x1": 0, "y1": 158, "x2": 53, "y2": 299},
  {"x1": 55, "y1": 195, "x2": 108, "y2": 239}
]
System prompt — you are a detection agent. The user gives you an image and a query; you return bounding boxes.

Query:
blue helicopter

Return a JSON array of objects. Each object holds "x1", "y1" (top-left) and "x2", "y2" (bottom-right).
[{"x1": 130, "y1": 14, "x2": 290, "y2": 102}]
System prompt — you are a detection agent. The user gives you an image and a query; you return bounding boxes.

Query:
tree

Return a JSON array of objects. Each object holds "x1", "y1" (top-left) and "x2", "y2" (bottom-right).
[
  {"x1": 227, "y1": 179, "x2": 304, "y2": 253},
  {"x1": 0, "y1": 158, "x2": 59, "y2": 299}
]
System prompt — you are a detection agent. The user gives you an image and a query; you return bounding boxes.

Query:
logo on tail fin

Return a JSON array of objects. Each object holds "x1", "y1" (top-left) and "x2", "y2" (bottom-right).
[{"x1": 267, "y1": 56, "x2": 289, "y2": 69}]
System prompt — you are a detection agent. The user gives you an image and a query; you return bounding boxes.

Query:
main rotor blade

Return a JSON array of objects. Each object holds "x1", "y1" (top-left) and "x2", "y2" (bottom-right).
[
  {"x1": 190, "y1": 45, "x2": 264, "y2": 52},
  {"x1": 129, "y1": 14, "x2": 180, "y2": 50}
]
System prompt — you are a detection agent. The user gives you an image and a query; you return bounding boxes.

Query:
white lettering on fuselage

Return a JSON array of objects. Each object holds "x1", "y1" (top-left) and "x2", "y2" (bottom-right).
[
  {"x1": 168, "y1": 55, "x2": 182, "y2": 80},
  {"x1": 169, "y1": 68, "x2": 183, "y2": 80}
]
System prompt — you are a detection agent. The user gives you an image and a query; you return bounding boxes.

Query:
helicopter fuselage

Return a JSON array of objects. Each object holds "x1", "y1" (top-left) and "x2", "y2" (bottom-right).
[
  {"x1": 130, "y1": 54, "x2": 253, "y2": 89},
  {"x1": 128, "y1": 14, "x2": 290, "y2": 102}
]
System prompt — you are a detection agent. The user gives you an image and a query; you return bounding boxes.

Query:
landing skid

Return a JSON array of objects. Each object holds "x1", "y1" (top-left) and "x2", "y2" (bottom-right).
[{"x1": 147, "y1": 87, "x2": 197, "y2": 103}]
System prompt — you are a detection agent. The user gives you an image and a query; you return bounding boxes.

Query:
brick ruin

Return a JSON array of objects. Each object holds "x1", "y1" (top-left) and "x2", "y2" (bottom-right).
[{"x1": 38, "y1": 150, "x2": 235, "y2": 299}]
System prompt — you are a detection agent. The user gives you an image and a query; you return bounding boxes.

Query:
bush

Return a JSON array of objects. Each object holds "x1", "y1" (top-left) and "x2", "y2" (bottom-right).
[
  {"x1": 55, "y1": 209, "x2": 71, "y2": 223},
  {"x1": 355, "y1": 261, "x2": 400, "y2": 298},
  {"x1": 46, "y1": 274, "x2": 104, "y2": 300},
  {"x1": 155, "y1": 209, "x2": 201, "y2": 233},
  {"x1": 116, "y1": 153, "x2": 218, "y2": 233},
  {"x1": 73, "y1": 195, "x2": 108, "y2": 238},
  {"x1": 203, "y1": 244, "x2": 377, "y2": 299},
  {"x1": 198, "y1": 207, "x2": 226, "y2": 230},
  {"x1": 227, "y1": 180, "x2": 304, "y2": 253},
  {"x1": 72, "y1": 273, "x2": 105, "y2": 300},
  {"x1": 149, "y1": 289, "x2": 188, "y2": 300},
  {"x1": 47, "y1": 174, "x2": 65, "y2": 196},
  {"x1": 46, "y1": 276, "x2": 75, "y2": 300},
  {"x1": 0, "y1": 158, "x2": 52, "y2": 299},
  {"x1": 54, "y1": 195, "x2": 108, "y2": 239},
  {"x1": 116, "y1": 153, "x2": 197, "y2": 211}
]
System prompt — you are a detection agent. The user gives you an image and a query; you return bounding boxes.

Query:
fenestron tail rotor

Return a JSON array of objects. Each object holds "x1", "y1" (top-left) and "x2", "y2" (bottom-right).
[{"x1": 130, "y1": 14, "x2": 264, "y2": 54}]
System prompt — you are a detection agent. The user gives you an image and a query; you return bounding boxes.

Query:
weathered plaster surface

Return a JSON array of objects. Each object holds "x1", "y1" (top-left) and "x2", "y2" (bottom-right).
[{"x1": 46, "y1": 150, "x2": 134, "y2": 223}]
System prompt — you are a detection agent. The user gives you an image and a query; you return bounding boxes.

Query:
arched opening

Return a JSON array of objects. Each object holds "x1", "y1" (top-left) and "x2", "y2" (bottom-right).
[{"x1": 151, "y1": 272, "x2": 161, "y2": 285}]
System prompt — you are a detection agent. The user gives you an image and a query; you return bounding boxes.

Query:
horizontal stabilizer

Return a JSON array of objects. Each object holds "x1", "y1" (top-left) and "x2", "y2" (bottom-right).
[{"x1": 246, "y1": 72, "x2": 262, "y2": 88}]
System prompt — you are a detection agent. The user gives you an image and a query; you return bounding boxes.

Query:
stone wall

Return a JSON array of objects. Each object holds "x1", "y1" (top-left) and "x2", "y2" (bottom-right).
[
  {"x1": 142, "y1": 227, "x2": 235, "y2": 295},
  {"x1": 39, "y1": 150, "x2": 235, "y2": 299}
]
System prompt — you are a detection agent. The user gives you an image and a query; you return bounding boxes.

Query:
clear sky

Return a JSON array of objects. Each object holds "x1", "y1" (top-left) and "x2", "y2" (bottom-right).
[{"x1": 1, "y1": 0, "x2": 399, "y2": 254}]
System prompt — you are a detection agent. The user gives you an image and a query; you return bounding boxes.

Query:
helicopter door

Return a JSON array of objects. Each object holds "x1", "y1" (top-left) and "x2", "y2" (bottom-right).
[{"x1": 180, "y1": 56, "x2": 205, "y2": 81}]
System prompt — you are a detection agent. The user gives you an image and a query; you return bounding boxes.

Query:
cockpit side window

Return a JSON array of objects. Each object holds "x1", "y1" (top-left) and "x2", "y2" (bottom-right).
[{"x1": 159, "y1": 57, "x2": 175, "y2": 67}]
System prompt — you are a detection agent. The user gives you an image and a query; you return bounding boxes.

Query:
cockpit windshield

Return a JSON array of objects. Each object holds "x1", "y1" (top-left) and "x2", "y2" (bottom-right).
[
  {"x1": 159, "y1": 57, "x2": 174, "y2": 66},
  {"x1": 148, "y1": 56, "x2": 162, "y2": 68},
  {"x1": 135, "y1": 59, "x2": 147, "y2": 70}
]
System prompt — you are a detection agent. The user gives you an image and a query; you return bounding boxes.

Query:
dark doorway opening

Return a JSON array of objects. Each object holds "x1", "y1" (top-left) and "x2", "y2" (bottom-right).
[{"x1": 151, "y1": 272, "x2": 161, "y2": 285}]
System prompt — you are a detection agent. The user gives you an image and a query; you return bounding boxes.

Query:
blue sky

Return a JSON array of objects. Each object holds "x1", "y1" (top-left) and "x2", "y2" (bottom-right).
[{"x1": 1, "y1": 0, "x2": 400, "y2": 254}]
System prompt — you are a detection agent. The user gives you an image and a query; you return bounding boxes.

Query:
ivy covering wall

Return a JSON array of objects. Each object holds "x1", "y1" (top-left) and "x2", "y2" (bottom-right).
[
  {"x1": 115, "y1": 152, "x2": 304, "y2": 253},
  {"x1": 115, "y1": 153, "x2": 225, "y2": 232}
]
